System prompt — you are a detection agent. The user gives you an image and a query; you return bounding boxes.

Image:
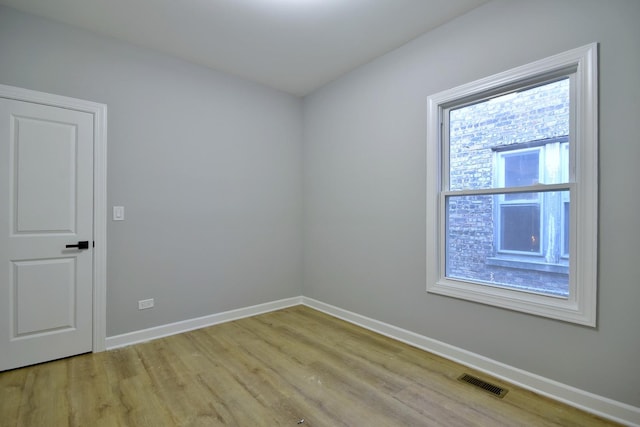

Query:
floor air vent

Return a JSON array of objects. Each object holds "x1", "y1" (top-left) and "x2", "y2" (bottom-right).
[{"x1": 458, "y1": 373, "x2": 508, "y2": 398}]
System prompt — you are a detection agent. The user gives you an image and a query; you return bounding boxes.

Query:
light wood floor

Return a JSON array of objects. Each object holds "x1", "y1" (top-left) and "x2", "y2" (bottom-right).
[{"x1": 0, "y1": 306, "x2": 620, "y2": 426}]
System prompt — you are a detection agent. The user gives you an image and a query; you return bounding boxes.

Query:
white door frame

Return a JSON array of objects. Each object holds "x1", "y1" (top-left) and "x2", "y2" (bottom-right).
[{"x1": 0, "y1": 83, "x2": 107, "y2": 352}]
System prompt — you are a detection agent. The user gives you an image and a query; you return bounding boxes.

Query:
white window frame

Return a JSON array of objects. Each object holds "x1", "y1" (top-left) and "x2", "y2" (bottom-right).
[{"x1": 426, "y1": 43, "x2": 598, "y2": 326}]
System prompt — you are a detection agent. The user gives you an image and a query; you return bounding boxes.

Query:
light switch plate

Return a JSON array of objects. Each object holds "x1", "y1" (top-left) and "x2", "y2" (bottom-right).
[{"x1": 113, "y1": 206, "x2": 125, "y2": 221}]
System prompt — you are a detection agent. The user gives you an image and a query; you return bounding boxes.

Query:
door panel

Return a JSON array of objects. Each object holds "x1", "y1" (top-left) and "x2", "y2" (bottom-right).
[
  {"x1": 15, "y1": 116, "x2": 77, "y2": 233},
  {"x1": 13, "y1": 258, "x2": 76, "y2": 336},
  {"x1": 0, "y1": 98, "x2": 93, "y2": 371}
]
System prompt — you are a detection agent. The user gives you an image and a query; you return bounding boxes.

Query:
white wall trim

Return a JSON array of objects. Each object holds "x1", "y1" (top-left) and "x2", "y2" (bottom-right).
[
  {"x1": 105, "y1": 296, "x2": 303, "y2": 350},
  {"x1": 301, "y1": 297, "x2": 640, "y2": 427},
  {"x1": 0, "y1": 84, "x2": 108, "y2": 353}
]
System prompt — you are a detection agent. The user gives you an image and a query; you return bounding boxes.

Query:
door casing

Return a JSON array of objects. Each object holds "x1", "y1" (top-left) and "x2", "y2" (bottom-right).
[{"x1": 0, "y1": 83, "x2": 107, "y2": 352}]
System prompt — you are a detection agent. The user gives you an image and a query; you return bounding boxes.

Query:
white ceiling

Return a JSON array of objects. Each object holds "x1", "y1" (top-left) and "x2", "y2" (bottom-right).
[{"x1": 0, "y1": 0, "x2": 489, "y2": 96}]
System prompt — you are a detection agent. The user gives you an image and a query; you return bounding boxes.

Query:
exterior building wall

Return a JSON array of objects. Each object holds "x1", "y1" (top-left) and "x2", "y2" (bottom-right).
[{"x1": 447, "y1": 80, "x2": 570, "y2": 295}]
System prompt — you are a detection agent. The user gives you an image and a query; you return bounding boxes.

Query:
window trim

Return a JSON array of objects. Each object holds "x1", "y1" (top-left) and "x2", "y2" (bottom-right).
[{"x1": 426, "y1": 43, "x2": 598, "y2": 326}]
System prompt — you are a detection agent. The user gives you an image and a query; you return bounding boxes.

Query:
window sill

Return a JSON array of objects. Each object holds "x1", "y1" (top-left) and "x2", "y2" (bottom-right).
[{"x1": 486, "y1": 257, "x2": 569, "y2": 274}]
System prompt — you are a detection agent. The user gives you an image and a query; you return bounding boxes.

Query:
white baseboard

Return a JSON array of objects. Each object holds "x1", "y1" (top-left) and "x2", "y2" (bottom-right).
[
  {"x1": 301, "y1": 297, "x2": 640, "y2": 427},
  {"x1": 105, "y1": 296, "x2": 303, "y2": 350}
]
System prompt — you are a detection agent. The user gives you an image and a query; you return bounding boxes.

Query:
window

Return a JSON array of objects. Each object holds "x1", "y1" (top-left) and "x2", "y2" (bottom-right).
[
  {"x1": 497, "y1": 147, "x2": 544, "y2": 254},
  {"x1": 426, "y1": 44, "x2": 598, "y2": 326},
  {"x1": 488, "y1": 136, "x2": 570, "y2": 282}
]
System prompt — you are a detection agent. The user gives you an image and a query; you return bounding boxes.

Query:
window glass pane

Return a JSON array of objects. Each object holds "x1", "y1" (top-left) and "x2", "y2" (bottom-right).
[
  {"x1": 445, "y1": 192, "x2": 569, "y2": 298},
  {"x1": 445, "y1": 193, "x2": 494, "y2": 280},
  {"x1": 504, "y1": 152, "x2": 539, "y2": 186},
  {"x1": 500, "y1": 205, "x2": 540, "y2": 252},
  {"x1": 504, "y1": 152, "x2": 539, "y2": 200},
  {"x1": 449, "y1": 78, "x2": 570, "y2": 191}
]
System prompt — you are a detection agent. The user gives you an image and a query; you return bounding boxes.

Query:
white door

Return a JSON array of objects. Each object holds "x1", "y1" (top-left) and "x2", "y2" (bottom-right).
[{"x1": 0, "y1": 97, "x2": 94, "y2": 371}]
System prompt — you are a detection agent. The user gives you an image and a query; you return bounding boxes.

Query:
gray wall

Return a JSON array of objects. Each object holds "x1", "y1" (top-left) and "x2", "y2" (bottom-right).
[
  {"x1": 303, "y1": 0, "x2": 640, "y2": 407},
  {"x1": 0, "y1": 6, "x2": 303, "y2": 337}
]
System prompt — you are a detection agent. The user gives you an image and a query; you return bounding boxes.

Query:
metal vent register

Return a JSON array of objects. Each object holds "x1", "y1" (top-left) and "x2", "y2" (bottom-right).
[{"x1": 458, "y1": 374, "x2": 508, "y2": 398}]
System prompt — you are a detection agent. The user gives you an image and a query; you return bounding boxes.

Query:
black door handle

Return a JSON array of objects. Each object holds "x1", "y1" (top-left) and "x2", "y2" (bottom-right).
[{"x1": 66, "y1": 241, "x2": 89, "y2": 250}]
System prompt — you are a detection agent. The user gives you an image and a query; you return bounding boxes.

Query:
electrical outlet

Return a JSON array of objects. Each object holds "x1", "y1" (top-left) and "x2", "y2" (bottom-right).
[{"x1": 138, "y1": 298, "x2": 154, "y2": 310}]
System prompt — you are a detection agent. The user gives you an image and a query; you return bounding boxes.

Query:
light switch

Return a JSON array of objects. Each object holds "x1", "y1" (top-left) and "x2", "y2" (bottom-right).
[{"x1": 113, "y1": 206, "x2": 125, "y2": 221}]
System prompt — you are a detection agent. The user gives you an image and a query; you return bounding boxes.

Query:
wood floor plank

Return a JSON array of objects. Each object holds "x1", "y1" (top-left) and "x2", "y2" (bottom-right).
[
  {"x1": 0, "y1": 305, "x2": 622, "y2": 427},
  {"x1": 14, "y1": 359, "x2": 70, "y2": 426}
]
